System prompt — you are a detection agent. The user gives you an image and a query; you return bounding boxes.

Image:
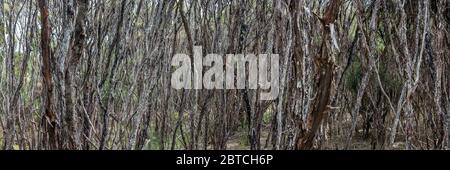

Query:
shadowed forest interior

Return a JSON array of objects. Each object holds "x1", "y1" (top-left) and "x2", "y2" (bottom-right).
[{"x1": 0, "y1": 0, "x2": 450, "y2": 150}]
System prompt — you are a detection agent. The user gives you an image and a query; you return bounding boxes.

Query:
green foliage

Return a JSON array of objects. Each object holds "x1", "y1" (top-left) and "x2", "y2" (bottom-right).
[
  {"x1": 238, "y1": 131, "x2": 249, "y2": 147},
  {"x1": 344, "y1": 56, "x2": 401, "y2": 95},
  {"x1": 262, "y1": 108, "x2": 272, "y2": 125},
  {"x1": 14, "y1": 52, "x2": 23, "y2": 77},
  {"x1": 344, "y1": 59, "x2": 362, "y2": 93},
  {"x1": 142, "y1": 131, "x2": 161, "y2": 150},
  {"x1": 375, "y1": 35, "x2": 385, "y2": 52},
  {"x1": 348, "y1": 18, "x2": 358, "y2": 40},
  {"x1": 0, "y1": 18, "x2": 4, "y2": 46},
  {"x1": 142, "y1": 123, "x2": 164, "y2": 150},
  {"x1": 3, "y1": 3, "x2": 11, "y2": 12},
  {"x1": 376, "y1": 61, "x2": 402, "y2": 92}
]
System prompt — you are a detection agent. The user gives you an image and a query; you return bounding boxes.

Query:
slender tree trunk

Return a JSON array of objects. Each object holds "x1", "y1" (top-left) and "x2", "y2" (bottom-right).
[
  {"x1": 38, "y1": 0, "x2": 57, "y2": 150},
  {"x1": 296, "y1": 0, "x2": 341, "y2": 150}
]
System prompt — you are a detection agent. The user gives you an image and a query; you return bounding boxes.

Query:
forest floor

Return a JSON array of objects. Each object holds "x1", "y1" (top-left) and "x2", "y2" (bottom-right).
[
  {"x1": 225, "y1": 126, "x2": 374, "y2": 150},
  {"x1": 226, "y1": 130, "x2": 271, "y2": 150}
]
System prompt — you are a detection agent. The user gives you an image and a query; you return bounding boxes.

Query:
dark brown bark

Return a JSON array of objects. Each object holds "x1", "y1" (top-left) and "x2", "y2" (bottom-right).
[
  {"x1": 38, "y1": 0, "x2": 57, "y2": 150},
  {"x1": 296, "y1": 0, "x2": 342, "y2": 150}
]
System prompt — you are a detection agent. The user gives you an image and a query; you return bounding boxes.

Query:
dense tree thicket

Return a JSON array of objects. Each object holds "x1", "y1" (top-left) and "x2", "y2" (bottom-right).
[{"x1": 0, "y1": 0, "x2": 449, "y2": 150}]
